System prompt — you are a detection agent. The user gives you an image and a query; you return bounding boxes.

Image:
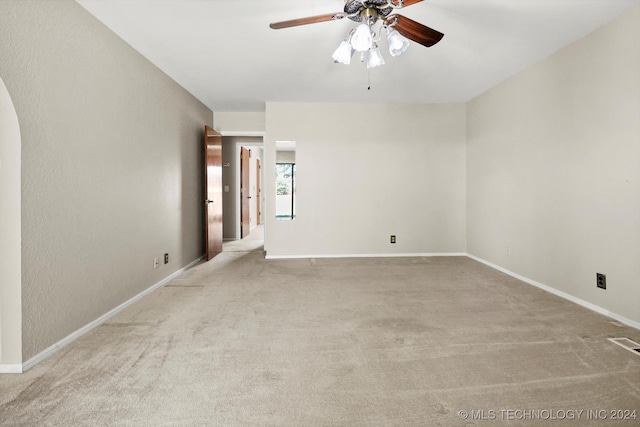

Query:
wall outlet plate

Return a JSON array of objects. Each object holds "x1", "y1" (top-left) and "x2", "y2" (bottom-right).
[
  {"x1": 164, "y1": 253, "x2": 169, "y2": 264},
  {"x1": 597, "y1": 273, "x2": 606, "y2": 290},
  {"x1": 153, "y1": 257, "x2": 159, "y2": 269},
  {"x1": 390, "y1": 235, "x2": 396, "y2": 244}
]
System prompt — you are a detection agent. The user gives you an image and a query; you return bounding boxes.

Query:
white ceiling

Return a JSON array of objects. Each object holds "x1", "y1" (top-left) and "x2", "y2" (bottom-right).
[{"x1": 76, "y1": 0, "x2": 639, "y2": 112}]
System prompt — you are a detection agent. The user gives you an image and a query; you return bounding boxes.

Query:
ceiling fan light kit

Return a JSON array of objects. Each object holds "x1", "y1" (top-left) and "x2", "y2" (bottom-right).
[
  {"x1": 270, "y1": 0, "x2": 444, "y2": 68},
  {"x1": 387, "y1": 27, "x2": 410, "y2": 57},
  {"x1": 332, "y1": 40, "x2": 354, "y2": 64},
  {"x1": 351, "y1": 23, "x2": 375, "y2": 52},
  {"x1": 365, "y1": 43, "x2": 386, "y2": 69}
]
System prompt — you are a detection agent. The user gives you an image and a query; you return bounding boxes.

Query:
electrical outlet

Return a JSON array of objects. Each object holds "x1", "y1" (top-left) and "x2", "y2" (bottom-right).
[
  {"x1": 390, "y1": 235, "x2": 396, "y2": 244},
  {"x1": 164, "y1": 253, "x2": 169, "y2": 264},
  {"x1": 153, "y1": 257, "x2": 159, "y2": 269},
  {"x1": 596, "y1": 273, "x2": 606, "y2": 290}
]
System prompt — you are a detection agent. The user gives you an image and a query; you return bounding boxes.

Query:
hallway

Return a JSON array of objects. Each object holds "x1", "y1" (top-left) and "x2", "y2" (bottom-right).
[{"x1": 223, "y1": 224, "x2": 264, "y2": 253}]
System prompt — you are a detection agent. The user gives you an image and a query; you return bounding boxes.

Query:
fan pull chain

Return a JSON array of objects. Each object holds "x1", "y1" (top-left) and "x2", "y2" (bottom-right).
[{"x1": 367, "y1": 70, "x2": 371, "y2": 91}]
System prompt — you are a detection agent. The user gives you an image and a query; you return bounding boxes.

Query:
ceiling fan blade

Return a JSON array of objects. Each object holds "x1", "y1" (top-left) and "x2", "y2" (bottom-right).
[
  {"x1": 398, "y1": 0, "x2": 424, "y2": 7},
  {"x1": 269, "y1": 12, "x2": 346, "y2": 29},
  {"x1": 387, "y1": 15, "x2": 443, "y2": 48}
]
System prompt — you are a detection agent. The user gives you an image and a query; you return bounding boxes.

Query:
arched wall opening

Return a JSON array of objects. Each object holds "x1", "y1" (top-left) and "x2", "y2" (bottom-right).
[{"x1": 0, "y1": 76, "x2": 23, "y2": 371}]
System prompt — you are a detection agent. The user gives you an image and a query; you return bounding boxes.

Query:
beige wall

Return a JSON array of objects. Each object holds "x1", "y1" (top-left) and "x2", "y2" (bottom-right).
[
  {"x1": 276, "y1": 151, "x2": 296, "y2": 163},
  {"x1": 467, "y1": 7, "x2": 640, "y2": 324},
  {"x1": 0, "y1": 0, "x2": 213, "y2": 361},
  {"x1": 0, "y1": 77, "x2": 22, "y2": 365},
  {"x1": 265, "y1": 102, "x2": 467, "y2": 257},
  {"x1": 214, "y1": 112, "x2": 265, "y2": 134}
]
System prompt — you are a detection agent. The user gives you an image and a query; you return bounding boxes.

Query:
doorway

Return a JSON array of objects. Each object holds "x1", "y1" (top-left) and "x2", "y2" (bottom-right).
[{"x1": 234, "y1": 142, "x2": 264, "y2": 240}]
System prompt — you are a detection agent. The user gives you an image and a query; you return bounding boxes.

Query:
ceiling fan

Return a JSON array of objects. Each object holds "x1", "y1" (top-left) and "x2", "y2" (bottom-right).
[{"x1": 269, "y1": 0, "x2": 444, "y2": 68}]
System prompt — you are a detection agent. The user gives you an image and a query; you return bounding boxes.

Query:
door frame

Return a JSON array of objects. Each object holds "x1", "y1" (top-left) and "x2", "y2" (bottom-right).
[
  {"x1": 256, "y1": 158, "x2": 261, "y2": 225},
  {"x1": 234, "y1": 141, "x2": 264, "y2": 240},
  {"x1": 240, "y1": 146, "x2": 251, "y2": 238}
]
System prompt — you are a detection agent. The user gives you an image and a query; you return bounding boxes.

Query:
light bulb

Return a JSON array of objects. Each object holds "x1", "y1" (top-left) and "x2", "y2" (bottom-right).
[
  {"x1": 387, "y1": 28, "x2": 409, "y2": 57},
  {"x1": 350, "y1": 23, "x2": 373, "y2": 52},
  {"x1": 366, "y1": 45, "x2": 385, "y2": 69},
  {"x1": 332, "y1": 40, "x2": 353, "y2": 65}
]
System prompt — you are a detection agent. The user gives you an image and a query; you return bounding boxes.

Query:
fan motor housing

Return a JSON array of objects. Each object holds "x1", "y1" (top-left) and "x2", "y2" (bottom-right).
[{"x1": 345, "y1": 0, "x2": 394, "y2": 23}]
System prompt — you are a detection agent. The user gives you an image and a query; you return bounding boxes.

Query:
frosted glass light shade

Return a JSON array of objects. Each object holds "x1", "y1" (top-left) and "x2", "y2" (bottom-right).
[
  {"x1": 332, "y1": 41, "x2": 353, "y2": 65},
  {"x1": 350, "y1": 23, "x2": 373, "y2": 52},
  {"x1": 366, "y1": 45, "x2": 385, "y2": 69},
  {"x1": 387, "y1": 28, "x2": 409, "y2": 57}
]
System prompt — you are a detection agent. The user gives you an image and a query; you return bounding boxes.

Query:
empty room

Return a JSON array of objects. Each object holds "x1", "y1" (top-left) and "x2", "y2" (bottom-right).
[{"x1": 1, "y1": 0, "x2": 639, "y2": 425}]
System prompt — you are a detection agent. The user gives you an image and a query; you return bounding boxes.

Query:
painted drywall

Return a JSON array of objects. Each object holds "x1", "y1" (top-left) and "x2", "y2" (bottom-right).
[
  {"x1": 0, "y1": 0, "x2": 213, "y2": 361},
  {"x1": 467, "y1": 7, "x2": 640, "y2": 324},
  {"x1": 265, "y1": 102, "x2": 466, "y2": 257},
  {"x1": 0, "y1": 77, "x2": 22, "y2": 365},
  {"x1": 214, "y1": 112, "x2": 265, "y2": 134},
  {"x1": 276, "y1": 151, "x2": 296, "y2": 163}
]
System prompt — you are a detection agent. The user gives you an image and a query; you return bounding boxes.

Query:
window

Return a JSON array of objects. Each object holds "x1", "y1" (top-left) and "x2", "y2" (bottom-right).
[{"x1": 276, "y1": 163, "x2": 296, "y2": 220}]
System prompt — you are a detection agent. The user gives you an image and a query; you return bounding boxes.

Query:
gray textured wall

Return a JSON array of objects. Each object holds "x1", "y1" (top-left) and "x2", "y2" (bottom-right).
[{"x1": 0, "y1": 0, "x2": 213, "y2": 361}]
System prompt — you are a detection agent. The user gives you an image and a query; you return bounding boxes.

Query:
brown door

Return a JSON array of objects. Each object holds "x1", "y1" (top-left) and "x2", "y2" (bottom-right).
[
  {"x1": 240, "y1": 147, "x2": 251, "y2": 238},
  {"x1": 204, "y1": 126, "x2": 223, "y2": 260},
  {"x1": 256, "y1": 159, "x2": 261, "y2": 225}
]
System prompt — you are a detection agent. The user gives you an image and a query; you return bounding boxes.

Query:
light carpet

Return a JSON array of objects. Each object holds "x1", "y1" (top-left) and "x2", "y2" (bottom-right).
[{"x1": 1, "y1": 241, "x2": 639, "y2": 426}]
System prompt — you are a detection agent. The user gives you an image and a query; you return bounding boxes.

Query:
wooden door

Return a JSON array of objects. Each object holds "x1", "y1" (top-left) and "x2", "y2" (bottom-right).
[
  {"x1": 240, "y1": 147, "x2": 251, "y2": 238},
  {"x1": 204, "y1": 126, "x2": 223, "y2": 260},
  {"x1": 256, "y1": 159, "x2": 261, "y2": 225}
]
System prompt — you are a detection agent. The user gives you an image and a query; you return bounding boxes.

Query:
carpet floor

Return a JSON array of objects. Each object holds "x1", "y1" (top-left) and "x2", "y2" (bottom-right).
[{"x1": 1, "y1": 235, "x2": 639, "y2": 426}]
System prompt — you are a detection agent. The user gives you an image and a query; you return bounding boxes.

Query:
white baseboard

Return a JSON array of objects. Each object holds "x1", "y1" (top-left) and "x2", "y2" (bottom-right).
[
  {"x1": 19, "y1": 256, "x2": 203, "y2": 373},
  {"x1": 265, "y1": 252, "x2": 467, "y2": 260},
  {"x1": 466, "y1": 254, "x2": 640, "y2": 331},
  {"x1": 0, "y1": 364, "x2": 23, "y2": 374}
]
